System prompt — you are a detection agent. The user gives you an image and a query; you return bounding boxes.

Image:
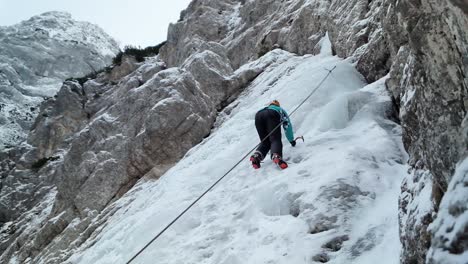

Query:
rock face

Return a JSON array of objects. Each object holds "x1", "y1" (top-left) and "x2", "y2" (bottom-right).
[
  {"x1": 386, "y1": 0, "x2": 467, "y2": 189},
  {"x1": 384, "y1": 1, "x2": 468, "y2": 262},
  {"x1": 0, "y1": 0, "x2": 466, "y2": 263},
  {"x1": 0, "y1": 11, "x2": 119, "y2": 149}
]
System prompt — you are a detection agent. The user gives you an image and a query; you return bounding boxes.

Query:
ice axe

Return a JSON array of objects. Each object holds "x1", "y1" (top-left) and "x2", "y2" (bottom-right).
[{"x1": 294, "y1": 136, "x2": 304, "y2": 142}]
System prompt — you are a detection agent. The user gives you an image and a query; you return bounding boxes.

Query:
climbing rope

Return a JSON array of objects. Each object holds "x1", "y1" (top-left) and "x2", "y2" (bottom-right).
[{"x1": 125, "y1": 65, "x2": 337, "y2": 264}]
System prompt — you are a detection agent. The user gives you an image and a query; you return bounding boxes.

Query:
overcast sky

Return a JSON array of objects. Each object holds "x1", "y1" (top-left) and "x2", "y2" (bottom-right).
[{"x1": 0, "y1": 0, "x2": 192, "y2": 47}]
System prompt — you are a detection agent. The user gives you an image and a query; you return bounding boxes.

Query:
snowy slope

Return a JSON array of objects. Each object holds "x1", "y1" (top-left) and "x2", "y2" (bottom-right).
[{"x1": 67, "y1": 46, "x2": 407, "y2": 264}]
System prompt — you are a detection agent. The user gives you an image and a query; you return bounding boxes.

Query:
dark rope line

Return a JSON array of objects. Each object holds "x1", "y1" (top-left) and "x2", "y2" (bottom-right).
[{"x1": 125, "y1": 65, "x2": 337, "y2": 264}]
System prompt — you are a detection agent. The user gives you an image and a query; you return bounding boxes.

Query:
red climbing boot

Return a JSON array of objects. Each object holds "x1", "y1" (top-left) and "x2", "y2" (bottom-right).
[
  {"x1": 272, "y1": 153, "x2": 288, "y2": 169},
  {"x1": 250, "y1": 151, "x2": 262, "y2": 169}
]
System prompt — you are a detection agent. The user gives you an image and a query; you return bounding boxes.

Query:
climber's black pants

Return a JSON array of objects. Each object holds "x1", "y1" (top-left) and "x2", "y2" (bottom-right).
[{"x1": 255, "y1": 109, "x2": 282, "y2": 159}]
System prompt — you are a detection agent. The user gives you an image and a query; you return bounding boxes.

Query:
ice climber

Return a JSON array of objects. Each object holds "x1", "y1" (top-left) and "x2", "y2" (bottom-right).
[{"x1": 250, "y1": 100, "x2": 295, "y2": 169}]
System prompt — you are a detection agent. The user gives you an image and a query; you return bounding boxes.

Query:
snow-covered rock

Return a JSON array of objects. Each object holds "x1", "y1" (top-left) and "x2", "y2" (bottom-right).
[
  {"x1": 0, "y1": 0, "x2": 466, "y2": 263},
  {"x1": 0, "y1": 11, "x2": 119, "y2": 149},
  {"x1": 399, "y1": 165, "x2": 435, "y2": 263},
  {"x1": 0, "y1": 11, "x2": 119, "y2": 260},
  {"x1": 426, "y1": 158, "x2": 468, "y2": 264},
  {"x1": 0, "y1": 42, "x2": 285, "y2": 264}
]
